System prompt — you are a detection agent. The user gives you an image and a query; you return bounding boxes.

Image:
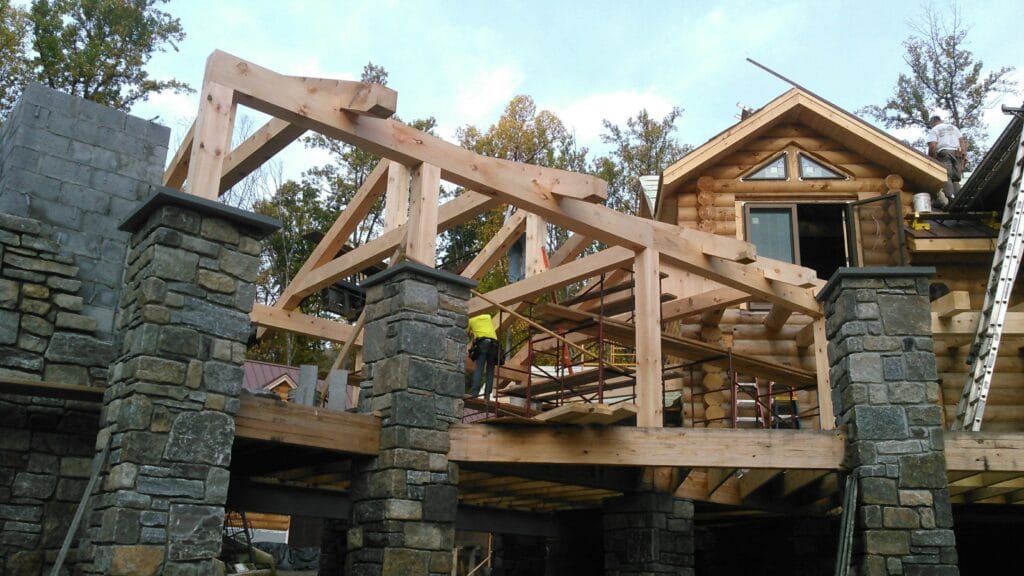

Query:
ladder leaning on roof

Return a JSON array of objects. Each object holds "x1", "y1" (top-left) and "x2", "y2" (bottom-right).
[{"x1": 953, "y1": 117, "x2": 1024, "y2": 431}]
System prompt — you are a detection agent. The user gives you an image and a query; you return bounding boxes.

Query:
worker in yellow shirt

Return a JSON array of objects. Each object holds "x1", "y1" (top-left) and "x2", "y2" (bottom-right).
[{"x1": 467, "y1": 313, "x2": 499, "y2": 398}]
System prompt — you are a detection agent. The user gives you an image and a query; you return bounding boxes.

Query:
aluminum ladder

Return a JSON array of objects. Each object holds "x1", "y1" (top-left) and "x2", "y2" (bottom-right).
[{"x1": 953, "y1": 122, "x2": 1024, "y2": 430}]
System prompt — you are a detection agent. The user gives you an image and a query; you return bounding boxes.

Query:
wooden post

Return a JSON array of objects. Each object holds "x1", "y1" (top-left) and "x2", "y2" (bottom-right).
[
  {"x1": 812, "y1": 316, "x2": 834, "y2": 430},
  {"x1": 405, "y1": 163, "x2": 441, "y2": 266},
  {"x1": 634, "y1": 248, "x2": 663, "y2": 428},
  {"x1": 185, "y1": 81, "x2": 236, "y2": 199},
  {"x1": 525, "y1": 213, "x2": 548, "y2": 277},
  {"x1": 383, "y1": 162, "x2": 411, "y2": 231}
]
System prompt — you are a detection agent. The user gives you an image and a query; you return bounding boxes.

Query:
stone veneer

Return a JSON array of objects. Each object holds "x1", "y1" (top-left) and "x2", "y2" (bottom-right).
[
  {"x1": 0, "y1": 211, "x2": 116, "y2": 575},
  {"x1": 346, "y1": 262, "x2": 473, "y2": 576},
  {"x1": 602, "y1": 491, "x2": 695, "y2": 575},
  {"x1": 820, "y1": 268, "x2": 959, "y2": 575},
  {"x1": 79, "y1": 189, "x2": 277, "y2": 576}
]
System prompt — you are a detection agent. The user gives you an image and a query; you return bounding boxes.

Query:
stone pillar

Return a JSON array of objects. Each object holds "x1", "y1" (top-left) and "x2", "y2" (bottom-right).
[
  {"x1": 602, "y1": 492, "x2": 695, "y2": 575},
  {"x1": 819, "y1": 267, "x2": 959, "y2": 575},
  {"x1": 83, "y1": 189, "x2": 278, "y2": 575},
  {"x1": 346, "y1": 262, "x2": 473, "y2": 576}
]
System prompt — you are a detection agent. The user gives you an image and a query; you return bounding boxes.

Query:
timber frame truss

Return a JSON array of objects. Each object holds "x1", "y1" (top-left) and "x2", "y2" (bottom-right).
[{"x1": 164, "y1": 50, "x2": 833, "y2": 431}]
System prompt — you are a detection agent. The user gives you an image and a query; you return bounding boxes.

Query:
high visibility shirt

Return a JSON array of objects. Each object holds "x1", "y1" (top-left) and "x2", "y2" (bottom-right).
[{"x1": 467, "y1": 314, "x2": 497, "y2": 340}]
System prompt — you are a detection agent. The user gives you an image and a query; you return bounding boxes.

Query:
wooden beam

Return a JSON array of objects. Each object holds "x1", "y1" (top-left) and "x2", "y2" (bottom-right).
[
  {"x1": 549, "y1": 233, "x2": 592, "y2": 267},
  {"x1": 738, "y1": 469, "x2": 783, "y2": 500},
  {"x1": 234, "y1": 395, "x2": 380, "y2": 455},
  {"x1": 525, "y1": 213, "x2": 548, "y2": 277},
  {"x1": 383, "y1": 162, "x2": 411, "y2": 231},
  {"x1": 185, "y1": 80, "x2": 236, "y2": 199},
  {"x1": 250, "y1": 303, "x2": 363, "y2": 346},
  {"x1": 163, "y1": 121, "x2": 195, "y2": 189},
  {"x1": 675, "y1": 469, "x2": 742, "y2": 505},
  {"x1": 780, "y1": 470, "x2": 831, "y2": 497},
  {"x1": 763, "y1": 305, "x2": 794, "y2": 331},
  {"x1": 795, "y1": 322, "x2": 815, "y2": 348},
  {"x1": 660, "y1": 286, "x2": 752, "y2": 322},
  {"x1": 812, "y1": 317, "x2": 834, "y2": 430},
  {"x1": 908, "y1": 238, "x2": 997, "y2": 253},
  {"x1": 945, "y1": 432, "x2": 1024, "y2": 472},
  {"x1": 0, "y1": 377, "x2": 103, "y2": 402},
  {"x1": 462, "y1": 211, "x2": 526, "y2": 280},
  {"x1": 448, "y1": 425, "x2": 845, "y2": 469},
  {"x1": 706, "y1": 468, "x2": 736, "y2": 495},
  {"x1": 206, "y1": 51, "x2": 822, "y2": 313},
  {"x1": 271, "y1": 160, "x2": 392, "y2": 313},
  {"x1": 933, "y1": 311, "x2": 1024, "y2": 341},
  {"x1": 405, "y1": 163, "x2": 441, "y2": 265},
  {"x1": 289, "y1": 191, "x2": 496, "y2": 300},
  {"x1": 205, "y1": 50, "x2": 604, "y2": 203},
  {"x1": 220, "y1": 117, "x2": 306, "y2": 194},
  {"x1": 467, "y1": 246, "x2": 636, "y2": 317},
  {"x1": 932, "y1": 290, "x2": 972, "y2": 320},
  {"x1": 634, "y1": 248, "x2": 663, "y2": 428}
]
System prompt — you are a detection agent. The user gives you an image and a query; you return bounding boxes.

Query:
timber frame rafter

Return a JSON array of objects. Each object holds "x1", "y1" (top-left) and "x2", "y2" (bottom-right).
[{"x1": 164, "y1": 50, "x2": 829, "y2": 430}]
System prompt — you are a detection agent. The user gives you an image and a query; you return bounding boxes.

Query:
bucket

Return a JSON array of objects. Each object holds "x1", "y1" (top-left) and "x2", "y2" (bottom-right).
[{"x1": 913, "y1": 192, "x2": 932, "y2": 213}]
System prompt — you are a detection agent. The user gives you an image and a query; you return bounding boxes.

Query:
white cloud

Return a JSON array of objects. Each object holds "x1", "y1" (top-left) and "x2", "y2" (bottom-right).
[
  {"x1": 287, "y1": 57, "x2": 357, "y2": 81},
  {"x1": 554, "y1": 90, "x2": 676, "y2": 148},
  {"x1": 452, "y1": 66, "x2": 524, "y2": 127}
]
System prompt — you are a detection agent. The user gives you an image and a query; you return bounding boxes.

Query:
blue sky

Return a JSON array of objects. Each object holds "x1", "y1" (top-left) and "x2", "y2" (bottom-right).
[{"x1": 129, "y1": 0, "x2": 1024, "y2": 181}]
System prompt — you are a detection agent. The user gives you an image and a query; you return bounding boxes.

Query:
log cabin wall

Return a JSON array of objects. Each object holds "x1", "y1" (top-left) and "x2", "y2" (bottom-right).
[{"x1": 667, "y1": 120, "x2": 1024, "y2": 432}]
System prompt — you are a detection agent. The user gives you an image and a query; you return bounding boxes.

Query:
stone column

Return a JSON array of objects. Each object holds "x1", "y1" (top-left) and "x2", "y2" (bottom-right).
[
  {"x1": 84, "y1": 189, "x2": 278, "y2": 576},
  {"x1": 346, "y1": 262, "x2": 473, "y2": 576},
  {"x1": 819, "y1": 267, "x2": 959, "y2": 575},
  {"x1": 602, "y1": 492, "x2": 695, "y2": 575}
]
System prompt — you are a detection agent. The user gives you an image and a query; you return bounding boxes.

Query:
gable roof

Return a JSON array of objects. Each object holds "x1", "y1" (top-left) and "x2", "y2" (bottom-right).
[{"x1": 657, "y1": 88, "x2": 948, "y2": 221}]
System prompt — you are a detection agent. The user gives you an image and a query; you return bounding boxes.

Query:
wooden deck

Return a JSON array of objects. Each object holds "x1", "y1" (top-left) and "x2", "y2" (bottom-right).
[{"x1": 5, "y1": 377, "x2": 1024, "y2": 513}]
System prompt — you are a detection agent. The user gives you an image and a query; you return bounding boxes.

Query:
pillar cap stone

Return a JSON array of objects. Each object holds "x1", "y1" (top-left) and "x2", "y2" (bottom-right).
[
  {"x1": 817, "y1": 266, "x2": 936, "y2": 302},
  {"x1": 119, "y1": 186, "x2": 281, "y2": 238},
  {"x1": 362, "y1": 261, "x2": 478, "y2": 290}
]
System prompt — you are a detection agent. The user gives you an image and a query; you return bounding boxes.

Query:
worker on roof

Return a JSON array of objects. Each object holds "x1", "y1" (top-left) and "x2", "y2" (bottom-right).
[
  {"x1": 467, "y1": 313, "x2": 499, "y2": 399},
  {"x1": 927, "y1": 115, "x2": 968, "y2": 209}
]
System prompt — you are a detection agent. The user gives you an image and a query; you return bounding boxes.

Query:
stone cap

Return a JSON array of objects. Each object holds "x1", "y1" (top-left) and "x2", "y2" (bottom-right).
[
  {"x1": 817, "y1": 266, "x2": 936, "y2": 302},
  {"x1": 362, "y1": 261, "x2": 478, "y2": 290},
  {"x1": 119, "y1": 186, "x2": 281, "y2": 238}
]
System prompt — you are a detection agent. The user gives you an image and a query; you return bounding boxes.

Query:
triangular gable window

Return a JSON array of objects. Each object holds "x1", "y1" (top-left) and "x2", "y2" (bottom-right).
[
  {"x1": 798, "y1": 153, "x2": 845, "y2": 180},
  {"x1": 744, "y1": 154, "x2": 787, "y2": 180}
]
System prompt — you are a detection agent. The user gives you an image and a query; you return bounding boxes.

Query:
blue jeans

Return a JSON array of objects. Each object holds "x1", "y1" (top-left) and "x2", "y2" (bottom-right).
[{"x1": 470, "y1": 338, "x2": 498, "y2": 398}]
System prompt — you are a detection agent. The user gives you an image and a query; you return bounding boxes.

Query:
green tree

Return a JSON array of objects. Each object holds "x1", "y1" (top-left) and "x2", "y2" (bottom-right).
[
  {"x1": 0, "y1": 0, "x2": 31, "y2": 119},
  {"x1": 0, "y1": 0, "x2": 190, "y2": 123},
  {"x1": 249, "y1": 180, "x2": 333, "y2": 367},
  {"x1": 595, "y1": 107, "x2": 689, "y2": 215},
  {"x1": 28, "y1": 0, "x2": 190, "y2": 110},
  {"x1": 447, "y1": 95, "x2": 588, "y2": 290},
  {"x1": 861, "y1": 2, "x2": 1015, "y2": 163}
]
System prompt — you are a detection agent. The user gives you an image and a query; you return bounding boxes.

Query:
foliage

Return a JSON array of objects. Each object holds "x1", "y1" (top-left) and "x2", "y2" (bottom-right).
[
  {"x1": 594, "y1": 107, "x2": 689, "y2": 215},
  {"x1": 447, "y1": 95, "x2": 588, "y2": 290},
  {"x1": 0, "y1": 0, "x2": 31, "y2": 120},
  {"x1": 860, "y1": 1, "x2": 1016, "y2": 163},
  {"x1": 249, "y1": 180, "x2": 333, "y2": 367},
  {"x1": 31, "y1": 0, "x2": 189, "y2": 109}
]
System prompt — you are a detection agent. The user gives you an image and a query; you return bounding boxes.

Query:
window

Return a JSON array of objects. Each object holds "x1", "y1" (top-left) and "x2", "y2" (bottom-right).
[
  {"x1": 798, "y1": 153, "x2": 845, "y2": 179},
  {"x1": 745, "y1": 203, "x2": 849, "y2": 280},
  {"x1": 744, "y1": 154, "x2": 788, "y2": 180}
]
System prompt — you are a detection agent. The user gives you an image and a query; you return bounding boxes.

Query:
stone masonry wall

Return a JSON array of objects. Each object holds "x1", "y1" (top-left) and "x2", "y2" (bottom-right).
[
  {"x1": 0, "y1": 83, "x2": 170, "y2": 345},
  {"x1": 821, "y1": 268, "x2": 958, "y2": 576},
  {"x1": 0, "y1": 211, "x2": 117, "y2": 575},
  {"x1": 347, "y1": 263, "x2": 473, "y2": 576},
  {"x1": 79, "y1": 193, "x2": 274, "y2": 576},
  {"x1": 0, "y1": 84, "x2": 170, "y2": 576},
  {"x1": 603, "y1": 492, "x2": 695, "y2": 576}
]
